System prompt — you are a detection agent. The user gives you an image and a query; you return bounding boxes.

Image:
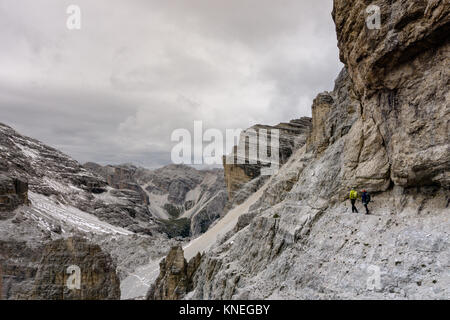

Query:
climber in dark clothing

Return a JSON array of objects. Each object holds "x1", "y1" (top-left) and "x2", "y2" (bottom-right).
[{"x1": 361, "y1": 190, "x2": 371, "y2": 215}]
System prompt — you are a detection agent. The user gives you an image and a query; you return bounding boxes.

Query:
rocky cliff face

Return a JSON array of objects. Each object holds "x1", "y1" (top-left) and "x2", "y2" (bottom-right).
[
  {"x1": 332, "y1": 0, "x2": 450, "y2": 189},
  {"x1": 0, "y1": 175, "x2": 28, "y2": 216},
  {"x1": 223, "y1": 118, "x2": 312, "y2": 204},
  {"x1": 0, "y1": 122, "x2": 225, "y2": 299},
  {"x1": 83, "y1": 163, "x2": 150, "y2": 205},
  {"x1": 0, "y1": 235, "x2": 121, "y2": 300},
  {"x1": 307, "y1": 68, "x2": 360, "y2": 156},
  {"x1": 146, "y1": 246, "x2": 202, "y2": 300},
  {"x1": 0, "y1": 123, "x2": 158, "y2": 233},
  {"x1": 151, "y1": 0, "x2": 449, "y2": 300}
]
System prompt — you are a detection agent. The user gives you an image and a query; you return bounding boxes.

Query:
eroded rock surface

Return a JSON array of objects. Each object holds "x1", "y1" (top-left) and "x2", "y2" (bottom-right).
[
  {"x1": 0, "y1": 123, "x2": 156, "y2": 232},
  {"x1": 333, "y1": 0, "x2": 450, "y2": 188},
  {"x1": 1, "y1": 236, "x2": 121, "y2": 300},
  {"x1": 30, "y1": 237, "x2": 120, "y2": 300},
  {"x1": 0, "y1": 174, "x2": 28, "y2": 216},
  {"x1": 146, "y1": 246, "x2": 202, "y2": 300},
  {"x1": 223, "y1": 118, "x2": 312, "y2": 203},
  {"x1": 85, "y1": 163, "x2": 228, "y2": 237},
  {"x1": 162, "y1": 0, "x2": 450, "y2": 300}
]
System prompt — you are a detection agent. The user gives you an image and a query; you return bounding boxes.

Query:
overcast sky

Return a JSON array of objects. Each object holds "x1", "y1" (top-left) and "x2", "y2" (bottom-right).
[{"x1": 0, "y1": 0, "x2": 343, "y2": 168}]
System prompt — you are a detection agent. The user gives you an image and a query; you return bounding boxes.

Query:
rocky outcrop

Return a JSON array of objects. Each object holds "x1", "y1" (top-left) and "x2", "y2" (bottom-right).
[
  {"x1": 30, "y1": 237, "x2": 120, "y2": 300},
  {"x1": 307, "y1": 68, "x2": 360, "y2": 156},
  {"x1": 84, "y1": 163, "x2": 228, "y2": 237},
  {"x1": 0, "y1": 174, "x2": 28, "y2": 216},
  {"x1": 223, "y1": 118, "x2": 312, "y2": 202},
  {"x1": 333, "y1": 0, "x2": 450, "y2": 188},
  {"x1": 146, "y1": 246, "x2": 202, "y2": 300},
  {"x1": 0, "y1": 123, "x2": 156, "y2": 233}
]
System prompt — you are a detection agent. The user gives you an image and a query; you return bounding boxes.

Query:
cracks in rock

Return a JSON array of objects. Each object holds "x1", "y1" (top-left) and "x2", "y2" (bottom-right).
[
  {"x1": 295, "y1": 209, "x2": 327, "y2": 245},
  {"x1": 372, "y1": 115, "x2": 392, "y2": 170}
]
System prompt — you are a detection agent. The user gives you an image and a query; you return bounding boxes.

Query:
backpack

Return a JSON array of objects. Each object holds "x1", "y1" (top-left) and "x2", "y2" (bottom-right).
[
  {"x1": 363, "y1": 192, "x2": 371, "y2": 203},
  {"x1": 349, "y1": 190, "x2": 357, "y2": 200}
]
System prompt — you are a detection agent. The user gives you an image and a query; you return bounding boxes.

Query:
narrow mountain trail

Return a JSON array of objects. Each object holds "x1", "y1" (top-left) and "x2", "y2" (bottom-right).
[{"x1": 120, "y1": 182, "x2": 269, "y2": 300}]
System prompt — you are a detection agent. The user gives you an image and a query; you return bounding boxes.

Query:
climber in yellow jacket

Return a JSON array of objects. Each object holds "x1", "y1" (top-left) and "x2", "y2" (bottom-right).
[{"x1": 349, "y1": 188, "x2": 359, "y2": 213}]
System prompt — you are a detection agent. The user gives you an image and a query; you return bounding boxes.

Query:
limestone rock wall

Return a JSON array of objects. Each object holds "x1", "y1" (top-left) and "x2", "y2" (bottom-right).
[
  {"x1": 0, "y1": 174, "x2": 28, "y2": 216},
  {"x1": 0, "y1": 123, "x2": 156, "y2": 233},
  {"x1": 180, "y1": 0, "x2": 450, "y2": 300},
  {"x1": 223, "y1": 118, "x2": 312, "y2": 202},
  {"x1": 1, "y1": 237, "x2": 121, "y2": 300},
  {"x1": 307, "y1": 68, "x2": 360, "y2": 156},
  {"x1": 146, "y1": 246, "x2": 202, "y2": 300},
  {"x1": 333, "y1": 0, "x2": 450, "y2": 188}
]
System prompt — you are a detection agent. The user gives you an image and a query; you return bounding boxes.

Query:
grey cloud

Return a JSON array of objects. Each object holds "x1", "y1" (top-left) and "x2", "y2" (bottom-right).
[{"x1": 0, "y1": 0, "x2": 342, "y2": 167}]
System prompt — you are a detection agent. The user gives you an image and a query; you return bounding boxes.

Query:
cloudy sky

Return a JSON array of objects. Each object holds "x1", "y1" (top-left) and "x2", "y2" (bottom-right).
[{"x1": 0, "y1": 0, "x2": 343, "y2": 168}]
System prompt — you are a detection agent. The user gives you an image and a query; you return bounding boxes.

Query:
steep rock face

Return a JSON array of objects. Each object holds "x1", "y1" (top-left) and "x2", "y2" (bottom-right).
[
  {"x1": 85, "y1": 163, "x2": 227, "y2": 237},
  {"x1": 139, "y1": 165, "x2": 228, "y2": 237},
  {"x1": 189, "y1": 118, "x2": 449, "y2": 299},
  {"x1": 0, "y1": 234, "x2": 121, "y2": 300},
  {"x1": 0, "y1": 124, "x2": 106, "y2": 196},
  {"x1": 146, "y1": 246, "x2": 202, "y2": 300},
  {"x1": 189, "y1": 190, "x2": 228, "y2": 235},
  {"x1": 307, "y1": 68, "x2": 360, "y2": 156},
  {"x1": 333, "y1": 0, "x2": 450, "y2": 188},
  {"x1": 30, "y1": 237, "x2": 120, "y2": 300},
  {"x1": 333, "y1": 0, "x2": 449, "y2": 96},
  {"x1": 0, "y1": 174, "x2": 28, "y2": 216},
  {"x1": 0, "y1": 123, "x2": 182, "y2": 299},
  {"x1": 181, "y1": 1, "x2": 450, "y2": 300},
  {"x1": 223, "y1": 118, "x2": 312, "y2": 203},
  {"x1": 191, "y1": 187, "x2": 448, "y2": 300}
]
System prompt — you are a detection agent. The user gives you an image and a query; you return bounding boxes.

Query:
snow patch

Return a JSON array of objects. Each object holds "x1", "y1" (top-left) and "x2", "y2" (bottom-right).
[
  {"x1": 27, "y1": 192, "x2": 132, "y2": 236},
  {"x1": 15, "y1": 143, "x2": 39, "y2": 160}
]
